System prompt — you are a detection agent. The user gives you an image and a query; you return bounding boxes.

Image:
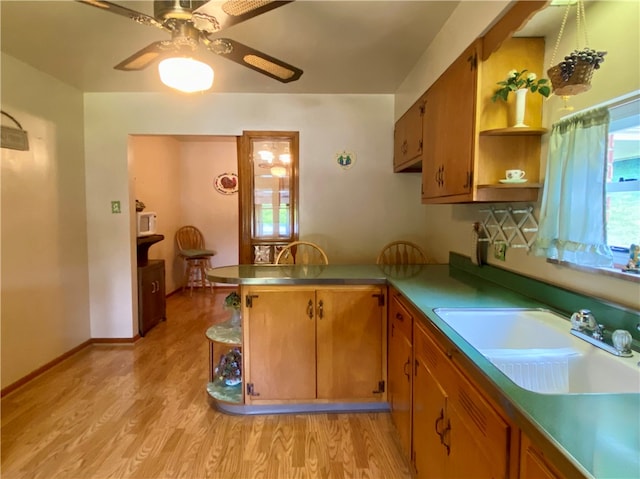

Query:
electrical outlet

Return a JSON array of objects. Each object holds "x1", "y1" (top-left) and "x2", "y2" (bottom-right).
[
  {"x1": 111, "y1": 200, "x2": 121, "y2": 214},
  {"x1": 494, "y1": 243, "x2": 506, "y2": 261}
]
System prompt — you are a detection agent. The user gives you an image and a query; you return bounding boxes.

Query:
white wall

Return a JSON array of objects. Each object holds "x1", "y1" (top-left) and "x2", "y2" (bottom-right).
[
  {"x1": 130, "y1": 135, "x2": 182, "y2": 293},
  {"x1": 1, "y1": 53, "x2": 90, "y2": 388},
  {"x1": 84, "y1": 93, "x2": 425, "y2": 337},
  {"x1": 397, "y1": 1, "x2": 640, "y2": 310},
  {"x1": 179, "y1": 137, "x2": 239, "y2": 271}
]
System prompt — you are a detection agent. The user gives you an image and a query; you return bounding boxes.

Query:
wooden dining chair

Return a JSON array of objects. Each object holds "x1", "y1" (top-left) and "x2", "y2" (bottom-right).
[
  {"x1": 275, "y1": 241, "x2": 329, "y2": 265},
  {"x1": 376, "y1": 241, "x2": 429, "y2": 264},
  {"x1": 175, "y1": 225, "x2": 216, "y2": 296}
]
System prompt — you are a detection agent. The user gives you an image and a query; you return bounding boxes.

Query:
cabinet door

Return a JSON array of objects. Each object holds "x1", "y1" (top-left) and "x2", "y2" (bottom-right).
[
  {"x1": 138, "y1": 260, "x2": 165, "y2": 336},
  {"x1": 245, "y1": 289, "x2": 316, "y2": 401},
  {"x1": 412, "y1": 356, "x2": 447, "y2": 479},
  {"x1": 422, "y1": 41, "x2": 478, "y2": 201},
  {"x1": 446, "y1": 401, "x2": 500, "y2": 479},
  {"x1": 388, "y1": 294, "x2": 413, "y2": 458},
  {"x1": 316, "y1": 287, "x2": 384, "y2": 400},
  {"x1": 389, "y1": 325, "x2": 412, "y2": 457},
  {"x1": 520, "y1": 435, "x2": 563, "y2": 479},
  {"x1": 394, "y1": 96, "x2": 425, "y2": 172}
]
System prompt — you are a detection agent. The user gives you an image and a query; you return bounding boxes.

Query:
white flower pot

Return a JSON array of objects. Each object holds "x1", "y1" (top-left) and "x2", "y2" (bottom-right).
[{"x1": 513, "y1": 88, "x2": 528, "y2": 128}]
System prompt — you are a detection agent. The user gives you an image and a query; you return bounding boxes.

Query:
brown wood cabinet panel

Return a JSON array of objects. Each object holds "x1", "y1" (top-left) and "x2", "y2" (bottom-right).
[
  {"x1": 394, "y1": 94, "x2": 426, "y2": 172},
  {"x1": 520, "y1": 435, "x2": 564, "y2": 479},
  {"x1": 137, "y1": 259, "x2": 165, "y2": 337},
  {"x1": 412, "y1": 350, "x2": 447, "y2": 479},
  {"x1": 245, "y1": 289, "x2": 317, "y2": 401},
  {"x1": 388, "y1": 294, "x2": 413, "y2": 458},
  {"x1": 316, "y1": 287, "x2": 384, "y2": 400},
  {"x1": 244, "y1": 285, "x2": 385, "y2": 404},
  {"x1": 422, "y1": 41, "x2": 477, "y2": 201}
]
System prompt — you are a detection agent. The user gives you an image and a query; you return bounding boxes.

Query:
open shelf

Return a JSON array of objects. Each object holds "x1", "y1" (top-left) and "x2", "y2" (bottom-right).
[
  {"x1": 479, "y1": 127, "x2": 547, "y2": 136},
  {"x1": 206, "y1": 320, "x2": 241, "y2": 345},
  {"x1": 207, "y1": 380, "x2": 243, "y2": 404}
]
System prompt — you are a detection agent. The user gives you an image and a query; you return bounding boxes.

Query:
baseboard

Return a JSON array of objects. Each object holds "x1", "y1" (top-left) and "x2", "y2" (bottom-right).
[
  {"x1": 1, "y1": 339, "x2": 92, "y2": 397},
  {"x1": 0, "y1": 335, "x2": 144, "y2": 397}
]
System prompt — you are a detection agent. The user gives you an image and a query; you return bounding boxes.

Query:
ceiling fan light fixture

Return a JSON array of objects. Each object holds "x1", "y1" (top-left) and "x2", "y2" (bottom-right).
[
  {"x1": 158, "y1": 57, "x2": 214, "y2": 93},
  {"x1": 270, "y1": 165, "x2": 287, "y2": 178}
]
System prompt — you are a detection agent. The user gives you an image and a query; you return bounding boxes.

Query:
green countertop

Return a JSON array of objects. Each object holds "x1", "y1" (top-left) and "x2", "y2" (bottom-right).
[{"x1": 207, "y1": 259, "x2": 640, "y2": 479}]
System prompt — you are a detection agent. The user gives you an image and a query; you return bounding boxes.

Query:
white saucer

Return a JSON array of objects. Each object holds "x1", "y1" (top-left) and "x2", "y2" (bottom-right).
[{"x1": 499, "y1": 178, "x2": 527, "y2": 184}]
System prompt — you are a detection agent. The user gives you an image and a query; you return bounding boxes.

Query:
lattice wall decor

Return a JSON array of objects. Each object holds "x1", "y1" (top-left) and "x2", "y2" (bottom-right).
[{"x1": 478, "y1": 206, "x2": 539, "y2": 250}]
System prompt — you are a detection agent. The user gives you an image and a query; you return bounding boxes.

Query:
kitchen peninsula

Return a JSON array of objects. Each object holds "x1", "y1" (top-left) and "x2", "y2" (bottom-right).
[{"x1": 207, "y1": 254, "x2": 640, "y2": 479}]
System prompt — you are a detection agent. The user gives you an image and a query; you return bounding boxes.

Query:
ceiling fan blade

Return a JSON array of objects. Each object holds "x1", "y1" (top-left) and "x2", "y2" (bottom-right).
[
  {"x1": 204, "y1": 38, "x2": 302, "y2": 83},
  {"x1": 192, "y1": 0, "x2": 293, "y2": 33},
  {"x1": 114, "y1": 41, "x2": 176, "y2": 71},
  {"x1": 76, "y1": 0, "x2": 169, "y2": 31}
]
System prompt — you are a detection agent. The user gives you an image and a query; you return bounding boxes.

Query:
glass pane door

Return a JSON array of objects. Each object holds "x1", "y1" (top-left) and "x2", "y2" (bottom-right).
[{"x1": 238, "y1": 131, "x2": 299, "y2": 264}]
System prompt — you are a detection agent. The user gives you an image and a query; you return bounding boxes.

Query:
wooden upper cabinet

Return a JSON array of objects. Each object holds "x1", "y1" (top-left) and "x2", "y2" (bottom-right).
[
  {"x1": 422, "y1": 41, "x2": 478, "y2": 201},
  {"x1": 421, "y1": 36, "x2": 547, "y2": 204},
  {"x1": 394, "y1": 93, "x2": 426, "y2": 172}
]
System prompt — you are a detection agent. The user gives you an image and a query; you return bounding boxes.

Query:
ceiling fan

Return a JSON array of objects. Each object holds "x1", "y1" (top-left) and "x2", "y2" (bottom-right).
[{"x1": 77, "y1": 0, "x2": 303, "y2": 84}]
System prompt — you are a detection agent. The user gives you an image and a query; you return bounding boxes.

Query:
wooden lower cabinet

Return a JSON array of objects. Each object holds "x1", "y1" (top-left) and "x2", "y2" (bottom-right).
[
  {"x1": 388, "y1": 293, "x2": 413, "y2": 458},
  {"x1": 411, "y1": 319, "x2": 510, "y2": 479},
  {"x1": 137, "y1": 259, "x2": 166, "y2": 336},
  {"x1": 520, "y1": 434, "x2": 563, "y2": 479},
  {"x1": 243, "y1": 285, "x2": 386, "y2": 404}
]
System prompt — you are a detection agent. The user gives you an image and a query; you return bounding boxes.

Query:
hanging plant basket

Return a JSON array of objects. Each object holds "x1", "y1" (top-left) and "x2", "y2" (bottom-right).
[{"x1": 547, "y1": 0, "x2": 606, "y2": 97}]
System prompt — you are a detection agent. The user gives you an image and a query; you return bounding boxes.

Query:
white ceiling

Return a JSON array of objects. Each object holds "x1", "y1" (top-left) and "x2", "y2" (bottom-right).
[{"x1": 0, "y1": 0, "x2": 469, "y2": 94}]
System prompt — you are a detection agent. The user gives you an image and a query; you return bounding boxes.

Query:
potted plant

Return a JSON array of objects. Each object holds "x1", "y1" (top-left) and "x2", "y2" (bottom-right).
[
  {"x1": 224, "y1": 291, "x2": 241, "y2": 326},
  {"x1": 491, "y1": 70, "x2": 550, "y2": 127},
  {"x1": 491, "y1": 69, "x2": 551, "y2": 102}
]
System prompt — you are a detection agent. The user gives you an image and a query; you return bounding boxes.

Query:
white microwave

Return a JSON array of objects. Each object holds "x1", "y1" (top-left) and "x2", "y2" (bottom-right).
[{"x1": 136, "y1": 211, "x2": 157, "y2": 237}]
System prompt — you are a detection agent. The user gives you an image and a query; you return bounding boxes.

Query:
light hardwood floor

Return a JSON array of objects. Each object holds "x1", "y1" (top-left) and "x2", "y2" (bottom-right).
[{"x1": 1, "y1": 288, "x2": 412, "y2": 479}]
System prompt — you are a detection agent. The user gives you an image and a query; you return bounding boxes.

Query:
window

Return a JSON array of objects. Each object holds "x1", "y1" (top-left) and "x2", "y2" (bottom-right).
[{"x1": 605, "y1": 96, "x2": 640, "y2": 265}]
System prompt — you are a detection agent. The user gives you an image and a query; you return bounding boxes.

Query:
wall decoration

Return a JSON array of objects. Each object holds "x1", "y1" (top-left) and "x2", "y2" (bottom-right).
[
  {"x1": 336, "y1": 150, "x2": 356, "y2": 170},
  {"x1": 214, "y1": 173, "x2": 238, "y2": 194}
]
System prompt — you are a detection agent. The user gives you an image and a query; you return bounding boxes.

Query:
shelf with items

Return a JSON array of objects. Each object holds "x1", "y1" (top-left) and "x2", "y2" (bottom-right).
[
  {"x1": 421, "y1": 36, "x2": 548, "y2": 204},
  {"x1": 206, "y1": 305, "x2": 243, "y2": 405}
]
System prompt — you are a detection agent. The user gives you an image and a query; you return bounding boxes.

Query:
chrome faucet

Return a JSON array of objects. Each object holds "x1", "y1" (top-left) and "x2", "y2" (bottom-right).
[{"x1": 570, "y1": 309, "x2": 634, "y2": 358}]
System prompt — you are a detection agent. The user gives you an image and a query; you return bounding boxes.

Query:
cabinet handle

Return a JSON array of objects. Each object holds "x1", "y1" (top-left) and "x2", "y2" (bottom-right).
[
  {"x1": 403, "y1": 358, "x2": 411, "y2": 381},
  {"x1": 307, "y1": 299, "x2": 314, "y2": 319},
  {"x1": 318, "y1": 300, "x2": 324, "y2": 319},
  {"x1": 463, "y1": 170, "x2": 472, "y2": 189},
  {"x1": 151, "y1": 281, "x2": 156, "y2": 293},
  {"x1": 395, "y1": 312, "x2": 404, "y2": 322},
  {"x1": 442, "y1": 419, "x2": 452, "y2": 456},
  {"x1": 435, "y1": 408, "x2": 445, "y2": 440}
]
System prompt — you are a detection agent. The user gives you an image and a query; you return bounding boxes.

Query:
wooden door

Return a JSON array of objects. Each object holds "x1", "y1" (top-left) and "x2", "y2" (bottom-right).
[
  {"x1": 388, "y1": 294, "x2": 413, "y2": 458},
  {"x1": 438, "y1": 41, "x2": 478, "y2": 198},
  {"x1": 422, "y1": 41, "x2": 478, "y2": 202},
  {"x1": 446, "y1": 401, "x2": 501, "y2": 479},
  {"x1": 412, "y1": 355, "x2": 447, "y2": 479},
  {"x1": 316, "y1": 286, "x2": 384, "y2": 400},
  {"x1": 422, "y1": 82, "x2": 443, "y2": 199},
  {"x1": 388, "y1": 323, "x2": 412, "y2": 458},
  {"x1": 244, "y1": 288, "x2": 316, "y2": 401},
  {"x1": 520, "y1": 435, "x2": 562, "y2": 479}
]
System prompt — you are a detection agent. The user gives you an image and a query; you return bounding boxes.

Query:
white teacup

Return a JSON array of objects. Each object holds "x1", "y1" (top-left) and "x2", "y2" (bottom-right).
[{"x1": 506, "y1": 169, "x2": 525, "y2": 180}]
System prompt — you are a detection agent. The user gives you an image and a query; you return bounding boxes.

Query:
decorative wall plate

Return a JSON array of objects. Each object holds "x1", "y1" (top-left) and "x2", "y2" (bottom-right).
[
  {"x1": 214, "y1": 173, "x2": 238, "y2": 194},
  {"x1": 336, "y1": 150, "x2": 356, "y2": 170}
]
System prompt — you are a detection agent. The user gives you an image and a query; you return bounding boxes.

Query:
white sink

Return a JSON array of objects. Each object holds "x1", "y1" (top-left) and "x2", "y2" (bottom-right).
[{"x1": 433, "y1": 308, "x2": 640, "y2": 395}]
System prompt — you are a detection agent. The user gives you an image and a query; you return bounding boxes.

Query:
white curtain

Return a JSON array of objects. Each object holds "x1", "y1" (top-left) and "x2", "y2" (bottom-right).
[{"x1": 533, "y1": 107, "x2": 613, "y2": 267}]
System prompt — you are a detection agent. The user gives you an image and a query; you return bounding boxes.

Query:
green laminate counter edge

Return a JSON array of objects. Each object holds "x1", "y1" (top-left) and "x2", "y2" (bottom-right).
[{"x1": 206, "y1": 258, "x2": 640, "y2": 479}]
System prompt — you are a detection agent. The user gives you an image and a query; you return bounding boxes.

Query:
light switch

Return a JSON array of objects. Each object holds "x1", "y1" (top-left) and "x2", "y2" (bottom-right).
[{"x1": 111, "y1": 200, "x2": 121, "y2": 214}]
